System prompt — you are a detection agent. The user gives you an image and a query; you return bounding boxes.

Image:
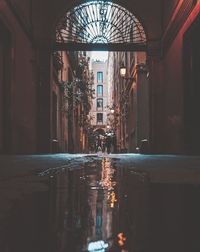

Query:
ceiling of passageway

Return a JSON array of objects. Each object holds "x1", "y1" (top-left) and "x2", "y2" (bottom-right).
[{"x1": 56, "y1": 1, "x2": 146, "y2": 46}]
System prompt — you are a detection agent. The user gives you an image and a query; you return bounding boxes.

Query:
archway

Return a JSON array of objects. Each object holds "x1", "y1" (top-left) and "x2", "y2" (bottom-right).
[
  {"x1": 95, "y1": 128, "x2": 106, "y2": 136},
  {"x1": 55, "y1": 0, "x2": 147, "y2": 51},
  {"x1": 52, "y1": 0, "x2": 149, "y2": 153}
]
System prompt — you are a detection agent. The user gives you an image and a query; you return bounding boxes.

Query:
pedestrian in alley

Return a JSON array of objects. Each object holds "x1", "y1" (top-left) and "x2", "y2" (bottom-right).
[{"x1": 105, "y1": 136, "x2": 112, "y2": 154}]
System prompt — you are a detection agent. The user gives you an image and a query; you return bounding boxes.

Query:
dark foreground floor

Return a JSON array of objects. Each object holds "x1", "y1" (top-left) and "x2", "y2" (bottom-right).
[{"x1": 1, "y1": 153, "x2": 200, "y2": 252}]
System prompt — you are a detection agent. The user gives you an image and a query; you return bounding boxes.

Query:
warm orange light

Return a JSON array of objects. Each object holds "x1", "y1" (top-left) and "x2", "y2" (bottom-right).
[
  {"x1": 117, "y1": 233, "x2": 127, "y2": 247},
  {"x1": 110, "y1": 191, "x2": 117, "y2": 208},
  {"x1": 120, "y1": 65, "x2": 126, "y2": 77},
  {"x1": 118, "y1": 240, "x2": 124, "y2": 246}
]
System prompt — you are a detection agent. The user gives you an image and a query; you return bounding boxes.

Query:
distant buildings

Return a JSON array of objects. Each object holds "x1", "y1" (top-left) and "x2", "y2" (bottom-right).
[{"x1": 90, "y1": 60, "x2": 109, "y2": 135}]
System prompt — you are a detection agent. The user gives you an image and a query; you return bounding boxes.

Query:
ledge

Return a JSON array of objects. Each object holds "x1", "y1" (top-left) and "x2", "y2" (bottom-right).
[{"x1": 162, "y1": 0, "x2": 197, "y2": 55}]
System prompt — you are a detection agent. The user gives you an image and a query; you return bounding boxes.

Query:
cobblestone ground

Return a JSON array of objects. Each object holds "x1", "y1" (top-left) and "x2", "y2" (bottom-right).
[{"x1": 1, "y1": 153, "x2": 200, "y2": 252}]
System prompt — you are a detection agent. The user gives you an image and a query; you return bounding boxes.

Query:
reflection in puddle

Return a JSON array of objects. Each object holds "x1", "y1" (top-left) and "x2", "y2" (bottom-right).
[
  {"x1": 47, "y1": 158, "x2": 153, "y2": 252},
  {"x1": 49, "y1": 158, "x2": 125, "y2": 251},
  {"x1": 1, "y1": 158, "x2": 200, "y2": 252}
]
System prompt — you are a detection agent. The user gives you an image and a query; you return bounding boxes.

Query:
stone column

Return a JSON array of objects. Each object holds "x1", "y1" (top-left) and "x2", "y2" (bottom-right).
[
  {"x1": 136, "y1": 64, "x2": 150, "y2": 152},
  {"x1": 146, "y1": 40, "x2": 163, "y2": 153}
]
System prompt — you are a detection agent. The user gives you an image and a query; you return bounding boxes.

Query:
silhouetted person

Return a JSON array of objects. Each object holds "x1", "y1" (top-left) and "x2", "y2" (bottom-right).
[{"x1": 106, "y1": 136, "x2": 112, "y2": 154}]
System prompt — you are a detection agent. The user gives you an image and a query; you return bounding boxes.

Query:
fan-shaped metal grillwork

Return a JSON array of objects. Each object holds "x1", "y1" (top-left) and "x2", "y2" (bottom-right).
[{"x1": 56, "y1": 1, "x2": 146, "y2": 46}]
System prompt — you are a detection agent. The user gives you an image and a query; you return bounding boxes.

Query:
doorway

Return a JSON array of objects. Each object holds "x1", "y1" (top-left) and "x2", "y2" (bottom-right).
[{"x1": 0, "y1": 20, "x2": 12, "y2": 154}]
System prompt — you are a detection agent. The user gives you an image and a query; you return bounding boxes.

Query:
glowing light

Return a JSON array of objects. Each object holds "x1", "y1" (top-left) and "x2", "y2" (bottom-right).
[
  {"x1": 110, "y1": 191, "x2": 117, "y2": 208},
  {"x1": 88, "y1": 240, "x2": 109, "y2": 251},
  {"x1": 120, "y1": 65, "x2": 126, "y2": 78},
  {"x1": 117, "y1": 233, "x2": 127, "y2": 247},
  {"x1": 100, "y1": 158, "x2": 116, "y2": 190}
]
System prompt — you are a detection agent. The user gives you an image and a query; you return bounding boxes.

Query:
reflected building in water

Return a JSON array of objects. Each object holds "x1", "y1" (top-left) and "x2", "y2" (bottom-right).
[
  {"x1": 48, "y1": 158, "x2": 122, "y2": 251},
  {"x1": 46, "y1": 158, "x2": 200, "y2": 252}
]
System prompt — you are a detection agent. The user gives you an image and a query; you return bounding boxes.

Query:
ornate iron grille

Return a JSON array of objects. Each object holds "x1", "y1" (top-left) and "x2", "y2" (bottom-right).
[{"x1": 56, "y1": 1, "x2": 146, "y2": 46}]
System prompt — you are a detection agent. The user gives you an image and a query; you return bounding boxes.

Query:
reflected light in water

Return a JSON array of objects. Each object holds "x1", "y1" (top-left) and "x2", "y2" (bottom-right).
[
  {"x1": 110, "y1": 191, "x2": 117, "y2": 208},
  {"x1": 117, "y1": 233, "x2": 127, "y2": 247},
  {"x1": 88, "y1": 240, "x2": 109, "y2": 251},
  {"x1": 100, "y1": 158, "x2": 116, "y2": 190}
]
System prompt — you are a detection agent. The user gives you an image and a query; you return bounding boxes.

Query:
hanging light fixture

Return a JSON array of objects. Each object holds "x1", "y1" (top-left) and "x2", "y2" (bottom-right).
[
  {"x1": 120, "y1": 63, "x2": 133, "y2": 80},
  {"x1": 120, "y1": 63, "x2": 127, "y2": 78}
]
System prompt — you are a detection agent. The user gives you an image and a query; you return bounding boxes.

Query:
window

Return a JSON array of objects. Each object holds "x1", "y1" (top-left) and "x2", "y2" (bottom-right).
[
  {"x1": 97, "y1": 71, "x2": 103, "y2": 82},
  {"x1": 97, "y1": 113, "x2": 103, "y2": 124},
  {"x1": 97, "y1": 98, "x2": 103, "y2": 109},
  {"x1": 97, "y1": 85, "x2": 103, "y2": 96}
]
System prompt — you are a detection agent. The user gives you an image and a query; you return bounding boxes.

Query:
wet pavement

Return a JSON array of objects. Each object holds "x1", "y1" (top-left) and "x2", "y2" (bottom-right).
[{"x1": 1, "y1": 154, "x2": 200, "y2": 251}]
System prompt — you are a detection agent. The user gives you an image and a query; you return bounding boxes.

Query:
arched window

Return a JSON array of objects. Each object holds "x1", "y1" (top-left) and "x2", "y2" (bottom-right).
[{"x1": 56, "y1": 1, "x2": 146, "y2": 48}]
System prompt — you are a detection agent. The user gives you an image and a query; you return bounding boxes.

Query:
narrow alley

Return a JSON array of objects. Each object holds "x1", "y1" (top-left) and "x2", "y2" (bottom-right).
[{"x1": 1, "y1": 0, "x2": 200, "y2": 251}]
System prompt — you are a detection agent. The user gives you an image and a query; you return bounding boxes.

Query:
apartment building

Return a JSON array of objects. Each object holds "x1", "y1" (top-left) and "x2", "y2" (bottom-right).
[{"x1": 90, "y1": 60, "x2": 108, "y2": 133}]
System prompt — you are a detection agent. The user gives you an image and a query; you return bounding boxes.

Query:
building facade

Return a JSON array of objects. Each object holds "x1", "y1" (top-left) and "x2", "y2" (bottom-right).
[
  {"x1": 90, "y1": 60, "x2": 109, "y2": 133},
  {"x1": 109, "y1": 51, "x2": 149, "y2": 153}
]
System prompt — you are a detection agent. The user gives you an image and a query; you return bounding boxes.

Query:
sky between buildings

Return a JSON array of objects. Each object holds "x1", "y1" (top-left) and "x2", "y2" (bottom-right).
[{"x1": 91, "y1": 51, "x2": 108, "y2": 61}]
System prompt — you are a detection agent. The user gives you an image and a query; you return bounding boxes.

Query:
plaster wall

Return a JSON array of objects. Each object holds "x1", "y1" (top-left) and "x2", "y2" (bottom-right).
[
  {"x1": 158, "y1": 1, "x2": 200, "y2": 153},
  {"x1": 0, "y1": 0, "x2": 37, "y2": 153}
]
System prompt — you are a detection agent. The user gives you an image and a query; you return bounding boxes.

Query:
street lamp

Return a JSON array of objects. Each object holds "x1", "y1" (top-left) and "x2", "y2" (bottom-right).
[
  {"x1": 120, "y1": 63, "x2": 133, "y2": 80},
  {"x1": 120, "y1": 63, "x2": 126, "y2": 78}
]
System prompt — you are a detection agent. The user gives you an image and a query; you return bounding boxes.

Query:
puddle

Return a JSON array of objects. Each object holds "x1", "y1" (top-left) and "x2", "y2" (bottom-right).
[{"x1": 1, "y1": 157, "x2": 200, "y2": 252}]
